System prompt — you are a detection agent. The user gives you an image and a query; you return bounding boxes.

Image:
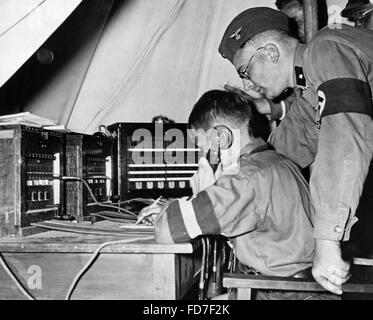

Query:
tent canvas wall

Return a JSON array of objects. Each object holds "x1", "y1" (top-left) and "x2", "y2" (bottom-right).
[{"x1": 0, "y1": 0, "x2": 351, "y2": 134}]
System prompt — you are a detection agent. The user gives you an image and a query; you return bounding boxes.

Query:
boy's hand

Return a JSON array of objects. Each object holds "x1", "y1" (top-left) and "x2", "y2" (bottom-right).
[
  {"x1": 190, "y1": 157, "x2": 222, "y2": 195},
  {"x1": 136, "y1": 204, "x2": 162, "y2": 226}
]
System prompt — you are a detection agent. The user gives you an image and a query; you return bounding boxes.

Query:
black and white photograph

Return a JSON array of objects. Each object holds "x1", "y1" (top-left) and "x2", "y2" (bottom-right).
[{"x1": 0, "y1": 0, "x2": 373, "y2": 307}]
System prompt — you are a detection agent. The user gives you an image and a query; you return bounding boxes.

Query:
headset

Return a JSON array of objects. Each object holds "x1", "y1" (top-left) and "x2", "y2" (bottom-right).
[{"x1": 206, "y1": 125, "x2": 234, "y2": 172}]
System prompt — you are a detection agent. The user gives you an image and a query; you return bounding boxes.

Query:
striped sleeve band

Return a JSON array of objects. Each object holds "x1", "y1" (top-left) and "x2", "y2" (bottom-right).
[{"x1": 166, "y1": 191, "x2": 221, "y2": 242}]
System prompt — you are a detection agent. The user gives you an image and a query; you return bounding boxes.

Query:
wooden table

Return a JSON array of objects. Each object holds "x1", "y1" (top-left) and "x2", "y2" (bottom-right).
[{"x1": 0, "y1": 226, "x2": 202, "y2": 300}]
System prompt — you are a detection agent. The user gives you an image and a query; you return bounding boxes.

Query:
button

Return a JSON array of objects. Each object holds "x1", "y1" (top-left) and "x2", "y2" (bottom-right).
[
  {"x1": 147, "y1": 182, "x2": 154, "y2": 189},
  {"x1": 158, "y1": 182, "x2": 164, "y2": 189},
  {"x1": 179, "y1": 181, "x2": 186, "y2": 189},
  {"x1": 135, "y1": 182, "x2": 142, "y2": 190},
  {"x1": 334, "y1": 226, "x2": 343, "y2": 233},
  {"x1": 169, "y1": 182, "x2": 175, "y2": 189}
]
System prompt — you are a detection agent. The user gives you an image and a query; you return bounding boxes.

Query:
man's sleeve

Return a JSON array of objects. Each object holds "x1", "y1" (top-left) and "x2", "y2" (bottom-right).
[
  {"x1": 268, "y1": 96, "x2": 318, "y2": 168},
  {"x1": 154, "y1": 172, "x2": 263, "y2": 243},
  {"x1": 305, "y1": 39, "x2": 373, "y2": 241}
]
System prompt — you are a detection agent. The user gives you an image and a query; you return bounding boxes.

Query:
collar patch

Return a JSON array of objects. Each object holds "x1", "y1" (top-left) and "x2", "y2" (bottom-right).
[{"x1": 294, "y1": 66, "x2": 309, "y2": 91}]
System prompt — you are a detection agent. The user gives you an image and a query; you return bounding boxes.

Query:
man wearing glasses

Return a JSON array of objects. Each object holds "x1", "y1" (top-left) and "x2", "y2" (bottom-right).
[
  {"x1": 233, "y1": 1, "x2": 330, "y2": 125},
  {"x1": 341, "y1": 0, "x2": 373, "y2": 30},
  {"x1": 219, "y1": 7, "x2": 373, "y2": 296}
]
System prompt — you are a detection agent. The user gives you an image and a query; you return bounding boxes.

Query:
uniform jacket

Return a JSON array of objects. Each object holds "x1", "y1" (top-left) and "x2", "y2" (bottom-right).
[
  {"x1": 155, "y1": 138, "x2": 315, "y2": 277},
  {"x1": 268, "y1": 25, "x2": 373, "y2": 241}
]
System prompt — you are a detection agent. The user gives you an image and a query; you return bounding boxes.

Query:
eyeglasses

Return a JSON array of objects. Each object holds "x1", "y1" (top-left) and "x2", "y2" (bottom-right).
[
  {"x1": 237, "y1": 47, "x2": 264, "y2": 81},
  {"x1": 351, "y1": 6, "x2": 373, "y2": 25}
]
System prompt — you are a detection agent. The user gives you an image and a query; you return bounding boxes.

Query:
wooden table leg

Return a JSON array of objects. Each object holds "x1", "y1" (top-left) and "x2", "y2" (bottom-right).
[{"x1": 236, "y1": 288, "x2": 252, "y2": 300}]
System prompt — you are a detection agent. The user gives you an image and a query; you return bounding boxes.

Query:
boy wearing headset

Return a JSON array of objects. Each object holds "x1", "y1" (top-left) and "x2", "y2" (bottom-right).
[{"x1": 139, "y1": 89, "x2": 336, "y2": 299}]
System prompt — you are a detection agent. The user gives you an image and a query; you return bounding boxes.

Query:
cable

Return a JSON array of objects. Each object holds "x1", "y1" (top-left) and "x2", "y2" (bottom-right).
[
  {"x1": 85, "y1": 175, "x2": 111, "y2": 180},
  {"x1": 57, "y1": 176, "x2": 138, "y2": 218},
  {"x1": 88, "y1": 211, "x2": 136, "y2": 223},
  {"x1": 65, "y1": 235, "x2": 154, "y2": 300},
  {"x1": 226, "y1": 245, "x2": 237, "y2": 295},
  {"x1": 114, "y1": 198, "x2": 169, "y2": 206},
  {"x1": 86, "y1": 175, "x2": 112, "y2": 198},
  {"x1": 89, "y1": 198, "x2": 161, "y2": 207},
  {"x1": 88, "y1": 198, "x2": 168, "y2": 213},
  {"x1": 116, "y1": 198, "x2": 154, "y2": 205},
  {"x1": 89, "y1": 210, "x2": 136, "y2": 220},
  {"x1": 88, "y1": 202, "x2": 137, "y2": 217},
  {"x1": 205, "y1": 237, "x2": 210, "y2": 281},
  {"x1": 212, "y1": 238, "x2": 218, "y2": 284},
  {"x1": 198, "y1": 237, "x2": 207, "y2": 300},
  {"x1": 0, "y1": 253, "x2": 35, "y2": 300},
  {"x1": 88, "y1": 215, "x2": 133, "y2": 224}
]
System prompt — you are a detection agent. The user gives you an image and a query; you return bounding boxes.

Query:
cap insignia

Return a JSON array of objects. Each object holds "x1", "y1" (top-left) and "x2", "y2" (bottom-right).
[{"x1": 229, "y1": 27, "x2": 242, "y2": 40}]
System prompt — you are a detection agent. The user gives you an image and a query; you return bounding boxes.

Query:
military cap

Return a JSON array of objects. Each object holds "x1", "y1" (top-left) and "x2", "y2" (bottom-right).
[
  {"x1": 219, "y1": 7, "x2": 290, "y2": 63},
  {"x1": 341, "y1": 0, "x2": 369, "y2": 18}
]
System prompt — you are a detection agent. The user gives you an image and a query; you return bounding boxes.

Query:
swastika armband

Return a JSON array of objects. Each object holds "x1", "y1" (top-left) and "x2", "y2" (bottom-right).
[{"x1": 318, "y1": 78, "x2": 372, "y2": 119}]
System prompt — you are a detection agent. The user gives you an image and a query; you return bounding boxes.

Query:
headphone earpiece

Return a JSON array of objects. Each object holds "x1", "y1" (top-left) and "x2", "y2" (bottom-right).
[
  {"x1": 204, "y1": 125, "x2": 234, "y2": 172},
  {"x1": 213, "y1": 125, "x2": 234, "y2": 150}
]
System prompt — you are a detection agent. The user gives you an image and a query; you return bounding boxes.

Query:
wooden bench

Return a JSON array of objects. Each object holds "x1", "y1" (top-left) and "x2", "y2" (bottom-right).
[{"x1": 223, "y1": 258, "x2": 373, "y2": 300}]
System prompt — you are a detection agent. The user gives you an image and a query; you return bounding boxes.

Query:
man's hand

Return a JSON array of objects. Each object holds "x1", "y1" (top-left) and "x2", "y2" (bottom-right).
[
  {"x1": 312, "y1": 239, "x2": 351, "y2": 295},
  {"x1": 225, "y1": 84, "x2": 264, "y2": 100},
  {"x1": 224, "y1": 84, "x2": 271, "y2": 115},
  {"x1": 190, "y1": 157, "x2": 222, "y2": 195}
]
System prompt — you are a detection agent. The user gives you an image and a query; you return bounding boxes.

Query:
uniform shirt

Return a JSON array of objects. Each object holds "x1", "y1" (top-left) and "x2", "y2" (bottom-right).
[
  {"x1": 155, "y1": 138, "x2": 315, "y2": 277},
  {"x1": 268, "y1": 25, "x2": 373, "y2": 241}
]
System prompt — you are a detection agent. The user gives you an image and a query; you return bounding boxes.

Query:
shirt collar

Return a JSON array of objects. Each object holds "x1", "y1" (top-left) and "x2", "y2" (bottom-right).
[
  {"x1": 292, "y1": 43, "x2": 308, "y2": 90},
  {"x1": 218, "y1": 138, "x2": 268, "y2": 177},
  {"x1": 239, "y1": 138, "x2": 268, "y2": 157},
  {"x1": 293, "y1": 43, "x2": 306, "y2": 67}
]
